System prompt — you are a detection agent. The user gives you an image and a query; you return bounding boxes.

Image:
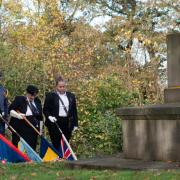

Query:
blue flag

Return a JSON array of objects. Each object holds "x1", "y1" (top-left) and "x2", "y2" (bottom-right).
[
  {"x1": 0, "y1": 134, "x2": 30, "y2": 163},
  {"x1": 18, "y1": 137, "x2": 42, "y2": 162}
]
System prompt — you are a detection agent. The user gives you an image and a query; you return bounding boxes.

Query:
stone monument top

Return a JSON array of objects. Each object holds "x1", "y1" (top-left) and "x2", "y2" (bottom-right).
[
  {"x1": 117, "y1": 33, "x2": 180, "y2": 162},
  {"x1": 164, "y1": 33, "x2": 180, "y2": 103}
]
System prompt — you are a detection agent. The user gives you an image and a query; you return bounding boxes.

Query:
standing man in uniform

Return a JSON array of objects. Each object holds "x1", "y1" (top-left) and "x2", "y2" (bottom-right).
[
  {"x1": 43, "y1": 76, "x2": 78, "y2": 151},
  {"x1": 9, "y1": 85, "x2": 43, "y2": 150}
]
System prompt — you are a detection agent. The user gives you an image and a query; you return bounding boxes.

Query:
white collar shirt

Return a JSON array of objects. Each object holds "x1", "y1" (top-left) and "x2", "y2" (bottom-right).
[{"x1": 57, "y1": 92, "x2": 69, "y2": 117}]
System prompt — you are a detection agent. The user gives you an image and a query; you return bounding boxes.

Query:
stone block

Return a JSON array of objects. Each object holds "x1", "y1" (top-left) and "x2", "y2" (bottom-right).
[
  {"x1": 164, "y1": 88, "x2": 180, "y2": 103},
  {"x1": 167, "y1": 33, "x2": 180, "y2": 87},
  {"x1": 117, "y1": 104, "x2": 180, "y2": 161}
]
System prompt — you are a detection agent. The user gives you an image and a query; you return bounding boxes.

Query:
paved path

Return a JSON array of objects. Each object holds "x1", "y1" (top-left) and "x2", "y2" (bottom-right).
[{"x1": 66, "y1": 153, "x2": 180, "y2": 170}]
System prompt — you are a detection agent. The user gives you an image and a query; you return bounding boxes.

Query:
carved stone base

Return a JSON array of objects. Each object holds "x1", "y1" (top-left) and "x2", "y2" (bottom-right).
[{"x1": 116, "y1": 104, "x2": 180, "y2": 162}]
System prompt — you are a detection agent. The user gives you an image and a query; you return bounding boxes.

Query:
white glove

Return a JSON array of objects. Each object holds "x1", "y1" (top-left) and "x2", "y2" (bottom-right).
[
  {"x1": 40, "y1": 121, "x2": 43, "y2": 135},
  {"x1": 48, "y1": 116, "x2": 57, "y2": 123},
  {"x1": 0, "y1": 112, "x2": 4, "y2": 118},
  {"x1": 73, "y1": 126, "x2": 78, "y2": 132},
  {"x1": 10, "y1": 110, "x2": 24, "y2": 119},
  {"x1": 5, "y1": 124, "x2": 8, "y2": 129}
]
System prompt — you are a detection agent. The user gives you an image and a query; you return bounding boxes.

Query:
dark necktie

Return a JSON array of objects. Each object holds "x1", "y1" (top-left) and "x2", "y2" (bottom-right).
[{"x1": 29, "y1": 102, "x2": 39, "y2": 115}]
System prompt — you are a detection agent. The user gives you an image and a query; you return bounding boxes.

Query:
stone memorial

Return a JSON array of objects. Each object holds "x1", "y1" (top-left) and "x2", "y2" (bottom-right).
[{"x1": 117, "y1": 33, "x2": 180, "y2": 161}]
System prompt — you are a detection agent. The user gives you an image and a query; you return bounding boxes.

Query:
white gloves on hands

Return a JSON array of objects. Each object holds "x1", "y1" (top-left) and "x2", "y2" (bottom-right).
[
  {"x1": 5, "y1": 124, "x2": 8, "y2": 129},
  {"x1": 40, "y1": 121, "x2": 44, "y2": 135},
  {"x1": 10, "y1": 110, "x2": 25, "y2": 120},
  {"x1": 48, "y1": 116, "x2": 57, "y2": 123},
  {"x1": 73, "y1": 126, "x2": 78, "y2": 132},
  {"x1": 0, "y1": 112, "x2": 4, "y2": 118},
  {"x1": 1, "y1": 112, "x2": 5, "y2": 116}
]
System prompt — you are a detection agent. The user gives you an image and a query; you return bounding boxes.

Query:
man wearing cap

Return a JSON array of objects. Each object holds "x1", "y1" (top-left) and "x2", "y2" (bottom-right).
[
  {"x1": 9, "y1": 85, "x2": 43, "y2": 150},
  {"x1": 0, "y1": 71, "x2": 8, "y2": 135}
]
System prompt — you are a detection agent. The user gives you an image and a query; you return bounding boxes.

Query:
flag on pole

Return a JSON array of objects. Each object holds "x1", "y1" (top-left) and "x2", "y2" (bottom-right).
[
  {"x1": 0, "y1": 134, "x2": 30, "y2": 163},
  {"x1": 40, "y1": 136, "x2": 59, "y2": 162},
  {"x1": 18, "y1": 137, "x2": 42, "y2": 162},
  {"x1": 58, "y1": 135, "x2": 77, "y2": 161}
]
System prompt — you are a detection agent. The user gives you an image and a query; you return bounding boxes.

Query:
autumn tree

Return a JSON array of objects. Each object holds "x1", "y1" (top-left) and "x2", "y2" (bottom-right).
[{"x1": 0, "y1": 0, "x2": 179, "y2": 157}]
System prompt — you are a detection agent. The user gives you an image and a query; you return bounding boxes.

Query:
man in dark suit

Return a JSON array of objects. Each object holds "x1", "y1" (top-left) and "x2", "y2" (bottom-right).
[
  {"x1": 9, "y1": 85, "x2": 43, "y2": 150},
  {"x1": 43, "y1": 76, "x2": 78, "y2": 151}
]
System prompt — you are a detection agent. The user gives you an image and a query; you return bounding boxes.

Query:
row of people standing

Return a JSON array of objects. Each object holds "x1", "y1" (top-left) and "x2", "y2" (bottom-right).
[{"x1": 0, "y1": 75, "x2": 78, "y2": 152}]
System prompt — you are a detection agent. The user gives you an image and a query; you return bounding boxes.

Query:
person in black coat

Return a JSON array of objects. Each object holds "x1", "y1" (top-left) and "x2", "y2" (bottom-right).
[
  {"x1": 0, "y1": 71, "x2": 9, "y2": 135},
  {"x1": 43, "y1": 76, "x2": 78, "y2": 151},
  {"x1": 9, "y1": 85, "x2": 43, "y2": 150}
]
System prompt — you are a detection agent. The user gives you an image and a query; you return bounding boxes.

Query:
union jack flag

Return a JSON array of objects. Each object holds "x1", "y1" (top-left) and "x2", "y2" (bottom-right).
[{"x1": 58, "y1": 135, "x2": 77, "y2": 161}]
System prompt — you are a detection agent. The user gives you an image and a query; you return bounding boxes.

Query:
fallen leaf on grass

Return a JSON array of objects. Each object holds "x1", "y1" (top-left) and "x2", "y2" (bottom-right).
[
  {"x1": 9, "y1": 175, "x2": 17, "y2": 180},
  {"x1": 31, "y1": 173, "x2": 37, "y2": 176},
  {"x1": 144, "y1": 176, "x2": 149, "y2": 180},
  {"x1": 56, "y1": 171, "x2": 64, "y2": 176},
  {"x1": 90, "y1": 176, "x2": 96, "y2": 180}
]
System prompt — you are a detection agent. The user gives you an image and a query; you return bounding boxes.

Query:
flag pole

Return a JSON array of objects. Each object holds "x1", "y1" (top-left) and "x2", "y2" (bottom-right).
[
  {"x1": 16, "y1": 111, "x2": 60, "y2": 160},
  {"x1": 16, "y1": 111, "x2": 77, "y2": 160},
  {"x1": 54, "y1": 121, "x2": 77, "y2": 160},
  {"x1": 17, "y1": 111, "x2": 41, "y2": 136},
  {"x1": 0, "y1": 114, "x2": 22, "y2": 139},
  {"x1": 0, "y1": 114, "x2": 42, "y2": 162}
]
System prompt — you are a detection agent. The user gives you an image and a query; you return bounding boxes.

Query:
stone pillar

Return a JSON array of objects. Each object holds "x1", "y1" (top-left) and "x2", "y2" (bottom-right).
[
  {"x1": 117, "y1": 33, "x2": 180, "y2": 162},
  {"x1": 164, "y1": 33, "x2": 180, "y2": 103}
]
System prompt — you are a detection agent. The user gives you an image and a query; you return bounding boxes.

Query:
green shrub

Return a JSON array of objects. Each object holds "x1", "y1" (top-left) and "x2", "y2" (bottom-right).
[{"x1": 71, "y1": 75, "x2": 139, "y2": 158}]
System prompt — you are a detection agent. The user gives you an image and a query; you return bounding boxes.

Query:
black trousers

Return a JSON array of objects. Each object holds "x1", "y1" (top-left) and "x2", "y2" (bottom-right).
[
  {"x1": 11, "y1": 116, "x2": 39, "y2": 151},
  {"x1": 0, "y1": 120, "x2": 5, "y2": 135},
  {"x1": 47, "y1": 117, "x2": 72, "y2": 151}
]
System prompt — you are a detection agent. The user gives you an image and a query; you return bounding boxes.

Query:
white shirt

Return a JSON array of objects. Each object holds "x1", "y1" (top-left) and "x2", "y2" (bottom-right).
[
  {"x1": 26, "y1": 98, "x2": 37, "y2": 116},
  {"x1": 57, "y1": 92, "x2": 69, "y2": 117}
]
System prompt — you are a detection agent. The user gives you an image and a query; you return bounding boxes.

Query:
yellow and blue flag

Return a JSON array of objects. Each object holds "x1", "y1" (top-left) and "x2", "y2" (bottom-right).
[{"x1": 40, "y1": 136, "x2": 59, "y2": 162}]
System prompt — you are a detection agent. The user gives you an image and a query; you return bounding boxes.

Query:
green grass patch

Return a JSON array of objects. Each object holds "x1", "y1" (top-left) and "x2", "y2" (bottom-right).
[{"x1": 0, "y1": 162, "x2": 179, "y2": 180}]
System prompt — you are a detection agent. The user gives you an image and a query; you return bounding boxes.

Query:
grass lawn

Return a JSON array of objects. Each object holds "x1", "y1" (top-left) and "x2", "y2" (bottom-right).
[{"x1": 0, "y1": 162, "x2": 179, "y2": 180}]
